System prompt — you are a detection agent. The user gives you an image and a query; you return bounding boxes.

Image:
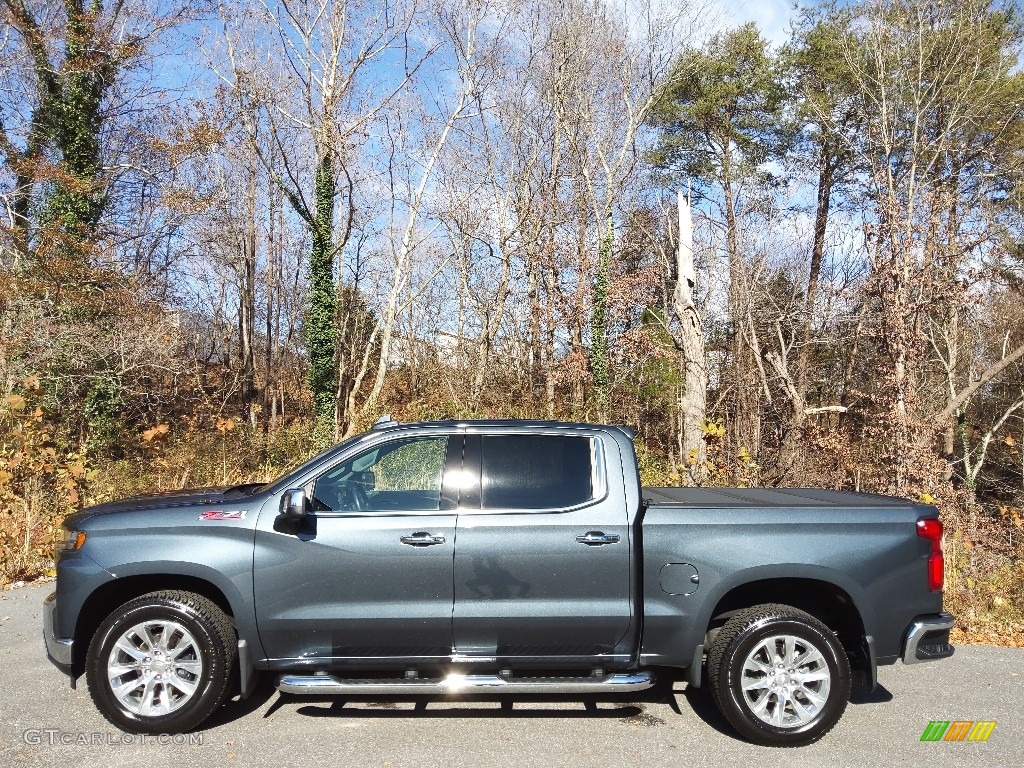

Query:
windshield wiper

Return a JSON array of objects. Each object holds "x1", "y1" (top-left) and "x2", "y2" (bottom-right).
[{"x1": 222, "y1": 483, "x2": 266, "y2": 499}]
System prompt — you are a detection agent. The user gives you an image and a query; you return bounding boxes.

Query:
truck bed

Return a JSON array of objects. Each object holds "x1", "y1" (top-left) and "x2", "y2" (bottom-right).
[
  {"x1": 642, "y1": 486, "x2": 919, "y2": 508},
  {"x1": 637, "y1": 485, "x2": 939, "y2": 669}
]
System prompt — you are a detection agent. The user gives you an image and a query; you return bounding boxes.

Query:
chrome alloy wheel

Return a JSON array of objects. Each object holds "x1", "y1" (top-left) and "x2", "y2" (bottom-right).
[
  {"x1": 739, "y1": 634, "x2": 832, "y2": 728},
  {"x1": 106, "y1": 619, "x2": 204, "y2": 717}
]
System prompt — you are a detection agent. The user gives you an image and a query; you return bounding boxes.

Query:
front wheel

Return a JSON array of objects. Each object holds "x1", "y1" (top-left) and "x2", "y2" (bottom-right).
[
  {"x1": 706, "y1": 603, "x2": 851, "y2": 746},
  {"x1": 86, "y1": 590, "x2": 236, "y2": 734}
]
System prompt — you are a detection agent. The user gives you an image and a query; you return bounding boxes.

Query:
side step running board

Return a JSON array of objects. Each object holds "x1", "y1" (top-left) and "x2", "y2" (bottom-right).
[{"x1": 277, "y1": 671, "x2": 656, "y2": 696}]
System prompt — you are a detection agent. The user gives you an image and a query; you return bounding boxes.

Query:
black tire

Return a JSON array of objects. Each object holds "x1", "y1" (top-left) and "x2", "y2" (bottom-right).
[
  {"x1": 86, "y1": 590, "x2": 237, "y2": 734},
  {"x1": 707, "y1": 603, "x2": 851, "y2": 747}
]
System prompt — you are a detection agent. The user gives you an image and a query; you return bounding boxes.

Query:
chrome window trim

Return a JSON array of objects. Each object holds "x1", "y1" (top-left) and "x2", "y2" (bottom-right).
[
  {"x1": 310, "y1": 510, "x2": 457, "y2": 519},
  {"x1": 592, "y1": 436, "x2": 607, "y2": 500}
]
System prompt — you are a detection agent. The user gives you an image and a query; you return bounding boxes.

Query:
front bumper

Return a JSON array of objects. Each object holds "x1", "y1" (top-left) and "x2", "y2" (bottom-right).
[
  {"x1": 43, "y1": 591, "x2": 74, "y2": 676},
  {"x1": 901, "y1": 612, "x2": 955, "y2": 664}
]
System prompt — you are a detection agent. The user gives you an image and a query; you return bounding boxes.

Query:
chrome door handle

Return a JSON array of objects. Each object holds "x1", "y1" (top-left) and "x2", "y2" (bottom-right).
[
  {"x1": 400, "y1": 531, "x2": 446, "y2": 546},
  {"x1": 576, "y1": 531, "x2": 621, "y2": 546}
]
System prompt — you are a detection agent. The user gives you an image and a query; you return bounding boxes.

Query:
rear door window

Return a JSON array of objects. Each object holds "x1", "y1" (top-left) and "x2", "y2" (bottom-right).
[{"x1": 480, "y1": 435, "x2": 600, "y2": 510}]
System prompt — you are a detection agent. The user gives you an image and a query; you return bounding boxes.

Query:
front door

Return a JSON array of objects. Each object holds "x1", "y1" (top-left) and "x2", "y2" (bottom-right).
[
  {"x1": 452, "y1": 432, "x2": 633, "y2": 662},
  {"x1": 254, "y1": 434, "x2": 460, "y2": 664}
]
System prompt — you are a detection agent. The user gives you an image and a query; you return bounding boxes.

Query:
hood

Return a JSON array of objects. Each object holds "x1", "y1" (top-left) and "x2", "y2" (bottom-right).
[{"x1": 65, "y1": 483, "x2": 266, "y2": 527}]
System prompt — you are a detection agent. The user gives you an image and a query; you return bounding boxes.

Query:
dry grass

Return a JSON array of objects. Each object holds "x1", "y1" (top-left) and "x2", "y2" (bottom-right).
[{"x1": 943, "y1": 509, "x2": 1024, "y2": 647}]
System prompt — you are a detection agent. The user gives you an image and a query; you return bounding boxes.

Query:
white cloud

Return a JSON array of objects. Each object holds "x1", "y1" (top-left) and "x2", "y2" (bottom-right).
[
  {"x1": 715, "y1": 0, "x2": 795, "y2": 45},
  {"x1": 604, "y1": 0, "x2": 795, "y2": 48}
]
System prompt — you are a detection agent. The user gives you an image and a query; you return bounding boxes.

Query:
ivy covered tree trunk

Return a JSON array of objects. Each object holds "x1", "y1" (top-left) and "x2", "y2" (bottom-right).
[
  {"x1": 4, "y1": 0, "x2": 115, "y2": 256},
  {"x1": 590, "y1": 217, "x2": 612, "y2": 421},
  {"x1": 45, "y1": 0, "x2": 112, "y2": 246},
  {"x1": 307, "y1": 153, "x2": 337, "y2": 440}
]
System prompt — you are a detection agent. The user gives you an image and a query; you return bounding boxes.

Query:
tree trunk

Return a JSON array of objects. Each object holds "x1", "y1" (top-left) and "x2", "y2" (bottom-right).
[
  {"x1": 589, "y1": 218, "x2": 612, "y2": 422},
  {"x1": 306, "y1": 152, "x2": 338, "y2": 439},
  {"x1": 264, "y1": 163, "x2": 281, "y2": 434},
  {"x1": 722, "y1": 169, "x2": 755, "y2": 459},
  {"x1": 239, "y1": 161, "x2": 258, "y2": 428},
  {"x1": 778, "y1": 146, "x2": 834, "y2": 476},
  {"x1": 674, "y1": 191, "x2": 708, "y2": 484}
]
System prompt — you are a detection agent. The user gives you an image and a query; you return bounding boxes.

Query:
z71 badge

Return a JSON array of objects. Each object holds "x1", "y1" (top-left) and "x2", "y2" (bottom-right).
[{"x1": 198, "y1": 510, "x2": 247, "y2": 521}]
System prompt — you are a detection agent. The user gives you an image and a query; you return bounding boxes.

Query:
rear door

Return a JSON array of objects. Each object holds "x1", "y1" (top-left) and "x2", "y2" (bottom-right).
[{"x1": 452, "y1": 430, "x2": 633, "y2": 662}]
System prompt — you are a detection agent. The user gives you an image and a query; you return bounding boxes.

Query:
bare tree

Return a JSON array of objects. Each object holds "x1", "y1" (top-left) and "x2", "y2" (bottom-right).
[
  {"x1": 826, "y1": 0, "x2": 1024, "y2": 493},
  {"x1": 217, "y1": 0, "x2": 427, "y2": 438}
]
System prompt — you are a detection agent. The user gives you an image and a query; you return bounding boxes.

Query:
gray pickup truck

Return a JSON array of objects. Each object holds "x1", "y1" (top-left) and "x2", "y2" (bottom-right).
[{"x1": 44, "y1": 418, "x2": 953, "y2": 746}]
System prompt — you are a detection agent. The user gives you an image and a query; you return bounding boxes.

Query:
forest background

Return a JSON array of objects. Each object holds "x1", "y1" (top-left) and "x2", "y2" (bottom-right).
[{"x1": 2, "y1": 0, "x2": 1023, "y2": 646}]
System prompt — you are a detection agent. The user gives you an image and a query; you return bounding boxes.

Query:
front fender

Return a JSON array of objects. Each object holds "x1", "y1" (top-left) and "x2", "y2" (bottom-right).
[{"x1": 69, "y1": 507, "x2": 264, "y2": 664}]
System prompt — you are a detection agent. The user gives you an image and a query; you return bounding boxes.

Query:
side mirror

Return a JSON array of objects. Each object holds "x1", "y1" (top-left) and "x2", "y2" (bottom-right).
[{"x1": 275, "y1": 488, "x2": 308, "y2": 533}]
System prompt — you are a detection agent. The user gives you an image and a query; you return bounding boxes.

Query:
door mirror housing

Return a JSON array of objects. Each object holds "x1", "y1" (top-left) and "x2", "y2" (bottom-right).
[{"x1": 275, "y1": 488, "x2": 308, "y2": 533}]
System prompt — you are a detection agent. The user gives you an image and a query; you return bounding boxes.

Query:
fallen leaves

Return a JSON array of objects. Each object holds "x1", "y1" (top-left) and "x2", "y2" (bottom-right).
[
  {"x1": 998, "y1": 506, "x2": 1024, "y2": 530},
  {"x1": 142, "y1": 423, "x2": 170, "y2": 443},
  {"x1": 3, "y1": 395, "x2": 25, "y2": 411},
  {"x1": 951, "y1": 623, "x2": 1024, "y2": 649}
]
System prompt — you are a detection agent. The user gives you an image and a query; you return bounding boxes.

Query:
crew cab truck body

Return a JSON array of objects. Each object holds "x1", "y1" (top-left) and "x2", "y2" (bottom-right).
[{"x1": 44, "y1": 419, "x2": 954, "y2": 746}]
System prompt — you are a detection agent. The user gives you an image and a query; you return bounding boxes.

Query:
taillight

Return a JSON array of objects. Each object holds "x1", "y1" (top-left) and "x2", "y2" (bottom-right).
[{"x1": 917, "y1": 518, "x2": 944, "y2": 591}]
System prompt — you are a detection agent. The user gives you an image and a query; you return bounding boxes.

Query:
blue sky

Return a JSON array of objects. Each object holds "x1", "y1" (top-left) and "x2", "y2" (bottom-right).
[{"x1": 716, "y1": 0, "x2": 797, "y2": 43}]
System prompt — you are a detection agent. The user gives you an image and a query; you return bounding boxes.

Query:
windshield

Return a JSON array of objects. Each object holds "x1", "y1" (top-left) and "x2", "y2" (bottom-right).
[{"x1": 258, "y1": 433, "x2": 367, "y2": 495}]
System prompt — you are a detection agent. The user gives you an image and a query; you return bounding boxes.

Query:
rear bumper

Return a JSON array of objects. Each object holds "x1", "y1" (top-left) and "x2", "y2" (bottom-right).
[
  {"x1": 901, "y1": 612, "x2": 955, "y2": 664},
  {"x1": 43, "y1": 591, "x2": 74, "y2": 676}
]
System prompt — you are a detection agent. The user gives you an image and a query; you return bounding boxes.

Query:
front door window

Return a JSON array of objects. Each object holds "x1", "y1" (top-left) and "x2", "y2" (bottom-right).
[{"x1": 311, "y1": 436, "x2": 447, "y2": 512}]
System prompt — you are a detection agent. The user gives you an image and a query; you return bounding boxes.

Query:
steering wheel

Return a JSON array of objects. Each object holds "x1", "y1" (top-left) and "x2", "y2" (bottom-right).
[{"x1": 350, "y1": 481, "x2": 369, "y2": 511}]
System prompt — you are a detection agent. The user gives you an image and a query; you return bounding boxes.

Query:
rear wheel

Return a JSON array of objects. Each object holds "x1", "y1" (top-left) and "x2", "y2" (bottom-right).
[
  {"x1": 707, "y1": 603, "x2": 851, "y2": 746},
  {"x1": 86, "y1": 590, "x2": 236, "y2": 734}
]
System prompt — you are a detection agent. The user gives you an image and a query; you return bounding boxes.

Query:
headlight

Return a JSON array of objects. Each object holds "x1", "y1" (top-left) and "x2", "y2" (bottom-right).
[{"x1": 54, "y1": 529, "x2": 86, "y2": 559}]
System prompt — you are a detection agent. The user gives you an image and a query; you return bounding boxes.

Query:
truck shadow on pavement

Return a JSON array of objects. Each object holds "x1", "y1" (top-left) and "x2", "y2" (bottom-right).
[
  {"x1": 850, "y1": 684, "x2": 894, "y2": 705},
  {"x1": 201, "y1": 677, "x2": 279, "y2": 729}
]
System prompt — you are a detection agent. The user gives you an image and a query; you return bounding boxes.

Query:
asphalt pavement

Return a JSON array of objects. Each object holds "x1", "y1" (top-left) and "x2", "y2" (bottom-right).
[{"x1": 1, "y1": 580, "x2": 1021, "y2": 768}]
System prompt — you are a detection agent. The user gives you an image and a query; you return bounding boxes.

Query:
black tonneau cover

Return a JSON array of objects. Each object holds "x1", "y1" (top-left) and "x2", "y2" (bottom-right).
[{"x1": 642, "y1": 487, "x2": 918, "y2": 508}]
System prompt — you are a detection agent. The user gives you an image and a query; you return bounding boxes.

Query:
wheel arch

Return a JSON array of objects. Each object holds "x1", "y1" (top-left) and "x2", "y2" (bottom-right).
[
  {"x1": 702, "y1": 576, "x2": 872, "y2": 685},
  {"x1": 72, "y1": 573, "x2": 236, "y2": 677}
]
